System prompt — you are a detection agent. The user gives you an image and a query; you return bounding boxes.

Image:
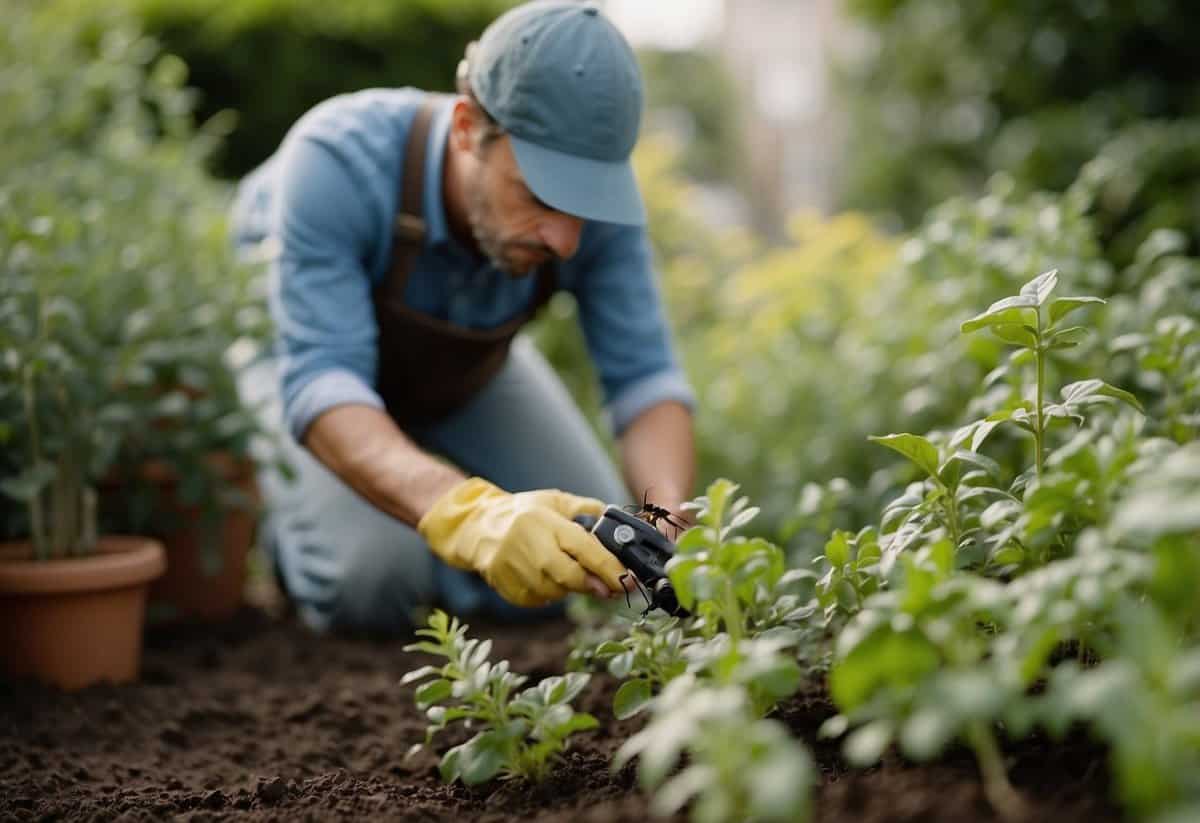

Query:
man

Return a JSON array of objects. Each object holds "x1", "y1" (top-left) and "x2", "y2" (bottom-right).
[{"x1": 230, "y1": 0, "x2": 696, "y2": 634}]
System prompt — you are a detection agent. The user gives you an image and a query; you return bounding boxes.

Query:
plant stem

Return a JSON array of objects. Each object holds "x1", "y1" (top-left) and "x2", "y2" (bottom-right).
[
  {"x1": 1034, "y1": 326, "x2": 1046, "y2": 481},
  {"x1": 22, "y1": 364, "x2": 47, "y2": 560},
  {"x1": 967, "y1": 721, "x2": 1025, "y2": 822}
]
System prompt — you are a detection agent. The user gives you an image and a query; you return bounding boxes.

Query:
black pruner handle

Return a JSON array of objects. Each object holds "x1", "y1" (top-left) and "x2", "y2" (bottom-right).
[{"x1": 573, "y1": 506, "x2": 689, "y2": 617}]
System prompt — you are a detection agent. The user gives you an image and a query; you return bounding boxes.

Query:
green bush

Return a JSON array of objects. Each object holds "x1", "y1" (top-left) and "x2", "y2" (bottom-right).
[
  {"x1": 43, "y1": 0, "x2": 515, "y2": 177},
  {"x1": 1, "y1": 5, "x2": 271, "y2": 545},
  {"x1": 838, "y1": 0, "x2": 1200, "y2": 264}
]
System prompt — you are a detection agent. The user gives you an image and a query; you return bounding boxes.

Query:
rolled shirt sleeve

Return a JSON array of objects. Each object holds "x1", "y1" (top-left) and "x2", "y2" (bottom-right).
[
  {"x1": 268, "y1": 131, "x2": 388, "y2": 442},
  {"x1": 566, "y1": 221, "x2": 696, "y2": 435}
]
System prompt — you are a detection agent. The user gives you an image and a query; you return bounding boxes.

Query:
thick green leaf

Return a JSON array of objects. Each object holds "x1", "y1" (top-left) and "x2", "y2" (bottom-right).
[
  {"x1": 844, "y1": 720, "x2": 894, "y2": 766},
  {"x1": 960, "y1": 298, "x2": 1037, "y2": 334},
  {"x1": 400, "y1": 665, "x2": 440, "y2": 686},
  {"x1": 869, "y1": 433, "x2": 940, "y2": 479},
  {"x1": 990, "y1": 323, "x2": 1037, "y2": 347},
  {"x1": 613, "y1": 679, "x2": 654, "y2": 719},
  {"x1": 459, "y1": 732, "x2": 506, "y2": 785},
  {"x1": 1049, "y1": 296, "x2": 1104, "y2": 326},
  {"x1": 415, "y1": 678, "x2": 452, "y2": 709},
  {"x1": 1060, "y1": 379, "x2": 1145, "y2": 413},
  {"x1": 824, "y1": 531, "x2": 851, "y2": 567},
  {"x1": 0, "y1": 461, "x2": 56, "y2": 502},
  {"x1": 1020, "y1": 268, "x2": 1058, "y2": 306},
  {"x1": 830, "y1": 626, "x2": 941, "y2": 710},
  {"x1": 900, "y1": 708, "x2": 956, "y2": 761}
]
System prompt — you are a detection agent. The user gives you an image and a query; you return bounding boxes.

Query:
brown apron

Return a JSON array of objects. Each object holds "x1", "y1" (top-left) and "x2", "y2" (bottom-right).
[{"x1": 373, "y1": 96, "x2": 557, "y2": 427}]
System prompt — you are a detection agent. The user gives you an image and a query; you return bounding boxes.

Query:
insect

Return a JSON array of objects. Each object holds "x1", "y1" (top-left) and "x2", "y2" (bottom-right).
[{"x1": 624, "y1": 488, "x2": 689, "y2": 539}]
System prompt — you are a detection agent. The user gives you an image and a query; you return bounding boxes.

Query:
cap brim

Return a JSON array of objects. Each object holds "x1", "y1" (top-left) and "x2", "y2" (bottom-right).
[{"x1": 509, "y1": 135, "x2": 646, "y2": 226}]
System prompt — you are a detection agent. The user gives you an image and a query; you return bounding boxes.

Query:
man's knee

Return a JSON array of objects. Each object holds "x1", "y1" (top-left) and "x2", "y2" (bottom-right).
[{"x1": 326, "y1": 524, "x2": 435, "y2": 636}]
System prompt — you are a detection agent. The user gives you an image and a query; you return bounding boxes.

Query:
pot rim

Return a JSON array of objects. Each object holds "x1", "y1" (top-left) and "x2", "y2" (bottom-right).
[{"x1": 0, "y1": 536, "x2": 167, "y2": 595}]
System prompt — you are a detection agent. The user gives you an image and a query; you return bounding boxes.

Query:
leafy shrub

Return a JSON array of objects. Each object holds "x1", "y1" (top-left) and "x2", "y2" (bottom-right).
[
  {"x1": 41, "y1": 0, "x2": 515, "y2": 177},
  {"x1": 838, "y1": 0, "x2": 1200, "y2": 263},
  {"x1": 402, "y1": 610, "x2": 598, "y2": 784},
  {"x1": 1, "y1": 4, "x2": 272, "y2": 547}
]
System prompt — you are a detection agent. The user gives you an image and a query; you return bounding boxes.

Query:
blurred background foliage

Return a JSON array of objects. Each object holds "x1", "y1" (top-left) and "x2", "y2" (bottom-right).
[
  {"x1": 1, "y1": 3, "x2": 271, "y2": 540},
  {"x1": 45, "y1": 0, "x2": 518, "y2": 177},
  {"x1": 7, "y1": 0, "x2": 1198, "y2": 551},
  {"x1": 836, "y1": 0, "x2": 1200, "y2": 267}
]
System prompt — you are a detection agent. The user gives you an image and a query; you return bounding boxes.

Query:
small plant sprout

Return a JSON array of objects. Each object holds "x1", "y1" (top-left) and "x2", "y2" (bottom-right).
[
  {"x1": 615, "y1": 675, "x2": 814, "y2": 823},
  {"x1": 958, "y1": 268, "x2": 1143, "y2": 479},
  {"x1": 669, "y1": 478, "x2": 785, "y2": 642},
  {"x1": 401, "y1": 610, "x2": 598, "y2": 785},
  {"x1": 593, "y1": 612, "x2": 688, "y2": 719}
]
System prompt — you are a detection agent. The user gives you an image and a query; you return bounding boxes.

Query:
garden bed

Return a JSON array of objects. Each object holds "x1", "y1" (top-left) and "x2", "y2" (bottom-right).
[{"x1": 0, "y1": 607, "x2": 1119, "y2": 823}]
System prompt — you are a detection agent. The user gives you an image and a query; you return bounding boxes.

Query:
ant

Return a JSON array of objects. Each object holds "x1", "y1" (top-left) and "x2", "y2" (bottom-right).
[{"x1": 624, "y1": 488, "x2": 689, "y2": 540}]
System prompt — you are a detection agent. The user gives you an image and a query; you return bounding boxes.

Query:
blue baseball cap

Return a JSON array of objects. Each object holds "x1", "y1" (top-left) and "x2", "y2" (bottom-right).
[{"x1": 464, "y1": 0, "x2": 646, "y2": 226}]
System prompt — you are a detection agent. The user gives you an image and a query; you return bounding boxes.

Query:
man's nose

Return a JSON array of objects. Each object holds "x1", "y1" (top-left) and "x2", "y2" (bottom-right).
[{"x1": 538, "y1": 212, "x2": 584, "y2": 260}]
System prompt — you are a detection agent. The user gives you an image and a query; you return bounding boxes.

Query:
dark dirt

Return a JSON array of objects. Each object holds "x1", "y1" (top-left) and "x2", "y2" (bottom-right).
[{"x1": 0, "y1": 607, "x2": 1122, "y2": 823}]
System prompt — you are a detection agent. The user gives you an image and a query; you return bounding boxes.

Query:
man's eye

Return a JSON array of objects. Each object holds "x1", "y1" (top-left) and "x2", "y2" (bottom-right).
[{"x1": 529, "y1": 191, "x2": 553, "y2": 211}]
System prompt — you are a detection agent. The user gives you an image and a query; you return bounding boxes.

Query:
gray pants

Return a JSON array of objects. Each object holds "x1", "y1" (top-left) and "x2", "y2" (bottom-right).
[{"x1": 238, "y1": 336, "x2": 630, "y2": 635}]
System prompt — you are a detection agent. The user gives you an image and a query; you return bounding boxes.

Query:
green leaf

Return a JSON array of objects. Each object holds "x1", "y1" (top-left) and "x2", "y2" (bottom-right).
[
  {"x1": 944, "y1": 449, "x2": 1001, "y2": 479},
  {"x1": 961, "y1": 297, "x2": 1037, "y2": 334},
  {"x1": 1059, "y1": 379, "x2": 1144, "y2": 413},
  {"x1": 830, "y1": 625, "x2": 941, "y2": 711},
  {"x1": 1020, "y1": 268, "x2": 1058, "y2": 306},
  {"x1": 844, "y1": 720, "x2": 894, "y2": 766},
  {"x1": 1049, "y1": 296, "x2": 1104, "y2": 326},
  {"x1": 869, "y1": 433, "x2": 940, "y2": 479},
  {"x1": 990, "y1": 323, "x2": 1037, "y2": 347},
  {"x1": 459, "y1": 732, "x2": 507, "y2": 785},
  {"x1": 613, "y1": 679, "x2": 654, "y2": 719},
  {"x1": 824, "y1": 531, "x2": 851, "y2": 567},
  {"x1": 439, "y1": 743, "x2": 464, "y2": 783},
  {"x1": 608, "y1": 651, "x2": 635, "y2": 680},
  {"x1": 400, "y1": 665, "x2": 440, "y2": 686},
  {"x1": 415, "y1": 679, "x2": 452, "y2": 709},
  {"x1": 900, "y1": 708, "x2": 956, "y2": 761},
  {"x1": 594, "y1": 640, "x2": 627, "y2": 659},
  {"x1": 1046, "y1": 325, "x2": 1090, "y2": 351},
  {"x1": 0, "y1": 461, "x2": 56, "y2": 502}
]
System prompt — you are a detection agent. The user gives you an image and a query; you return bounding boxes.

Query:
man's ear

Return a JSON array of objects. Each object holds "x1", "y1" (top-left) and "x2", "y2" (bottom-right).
[{"x1": 448, "y1": 97, "x2": 478, "y2": 153}]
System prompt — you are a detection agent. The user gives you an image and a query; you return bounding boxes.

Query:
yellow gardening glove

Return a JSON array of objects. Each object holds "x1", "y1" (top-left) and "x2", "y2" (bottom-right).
[{"x1": 417, "y1": 477, "x2": 628, "y2": 607}]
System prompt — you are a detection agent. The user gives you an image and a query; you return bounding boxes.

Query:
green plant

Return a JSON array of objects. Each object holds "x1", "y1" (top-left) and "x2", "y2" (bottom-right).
[
  {"x1": 593, "y1": 613, "x2": 689, "y2": 719},
  {"x1": 401, "y1": 610, "x2": 598, "y2": 785},
  {"x1": 0, "y1": 276, "x2": 122, "y2": 558},
  {"x1": 615, "y1": 675, "x2": 814, "y2": 823},
  {"x1": 43, "y1": 0, "x2": 516, "y2": 177},
  {"x1": 958, "y1": 268, "x2": 1142, "y2": 478},
  {"x1": 1, "y1": 5, "x2": 278, "y2": 557}
]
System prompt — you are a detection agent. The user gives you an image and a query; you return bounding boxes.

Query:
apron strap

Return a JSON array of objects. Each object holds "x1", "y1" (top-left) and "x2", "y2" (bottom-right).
[{"x1": 384, "y1": 96, "x2": 442, "y2": 293}]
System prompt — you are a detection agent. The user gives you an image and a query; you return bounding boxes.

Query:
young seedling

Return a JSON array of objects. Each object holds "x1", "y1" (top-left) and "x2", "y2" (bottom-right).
[
  {"x1": 401, "y1": 610, "x2": 598, "y2": 785},
  {"x1": 615, "y1": 674, "x2": 814, "y2": 823},
  {"x1": 592, "y1": 612, "x2": 689, "y2": 719},
  {"x1": 959, "y1": 268, "x2": 1142, "y2": 479},
  {"x1": 668, "y1": 478, "x2": 787, "y2": 642}
]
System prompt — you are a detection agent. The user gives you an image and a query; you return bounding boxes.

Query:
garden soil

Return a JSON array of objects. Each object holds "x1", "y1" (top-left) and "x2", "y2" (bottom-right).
[{"x1": 0, "y1": 605, "x2": 1120, "y2": 823}]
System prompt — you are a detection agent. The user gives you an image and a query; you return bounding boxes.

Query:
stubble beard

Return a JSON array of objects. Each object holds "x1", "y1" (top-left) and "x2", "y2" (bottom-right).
[{"x1": 466, "y1": 179, "x2": 536, "y2": 277}]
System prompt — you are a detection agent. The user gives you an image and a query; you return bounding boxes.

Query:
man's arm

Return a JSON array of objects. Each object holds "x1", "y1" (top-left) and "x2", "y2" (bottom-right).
[
  {"x1": 618, "y1": 399, "x2": 696, "y2": 526},
  {"x1": 304, "y1": 405, "x2": 465, "y2": 527}
]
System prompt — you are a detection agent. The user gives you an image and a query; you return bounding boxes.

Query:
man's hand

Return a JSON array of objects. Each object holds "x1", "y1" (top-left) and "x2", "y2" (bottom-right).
[{"x1": 417, "y1": 477, "x2": 628, "y2": 607}]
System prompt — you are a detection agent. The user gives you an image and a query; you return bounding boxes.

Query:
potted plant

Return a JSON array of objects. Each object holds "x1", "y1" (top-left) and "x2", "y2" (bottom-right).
[
  {"x1": 89, "y1": 150, "x2": 275, "y2": 624},
  {"x1": 0, "y1": 258, "x2": 165, "y2": 691},
  {"x1": 3, "y1": 6, "x2": 281, "y2": 626}
]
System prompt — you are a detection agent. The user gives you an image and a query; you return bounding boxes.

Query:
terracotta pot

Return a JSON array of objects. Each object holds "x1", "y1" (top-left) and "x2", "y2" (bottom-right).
[
  {"x1": 104, "y1": 452, "x2": 260, "y2": 624},
  {"x1": 0, "y1": 536, "x2": 166, "y2": 690}
]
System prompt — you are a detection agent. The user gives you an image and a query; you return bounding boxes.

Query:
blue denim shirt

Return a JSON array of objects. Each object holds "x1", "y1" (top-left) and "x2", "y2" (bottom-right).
[{"x1": 230, "y1": 89, "x2": 694, "y2": 442}]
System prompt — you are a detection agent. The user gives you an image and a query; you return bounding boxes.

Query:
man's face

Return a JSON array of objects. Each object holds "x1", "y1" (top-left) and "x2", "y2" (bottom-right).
[{"x1": 465, "y1": 133, "x2": 585, "y2": 277}]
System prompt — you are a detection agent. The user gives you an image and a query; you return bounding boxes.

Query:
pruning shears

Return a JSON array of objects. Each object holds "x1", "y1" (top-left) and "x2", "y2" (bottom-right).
[{"x1": 574, "y1": 505, "x2": 689, "y2": 618}]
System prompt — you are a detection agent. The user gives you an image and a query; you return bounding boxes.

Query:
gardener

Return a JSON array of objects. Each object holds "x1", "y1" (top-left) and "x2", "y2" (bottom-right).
[{"x1": 228, "y1": 0, "x2": 696, "y2": 635}]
